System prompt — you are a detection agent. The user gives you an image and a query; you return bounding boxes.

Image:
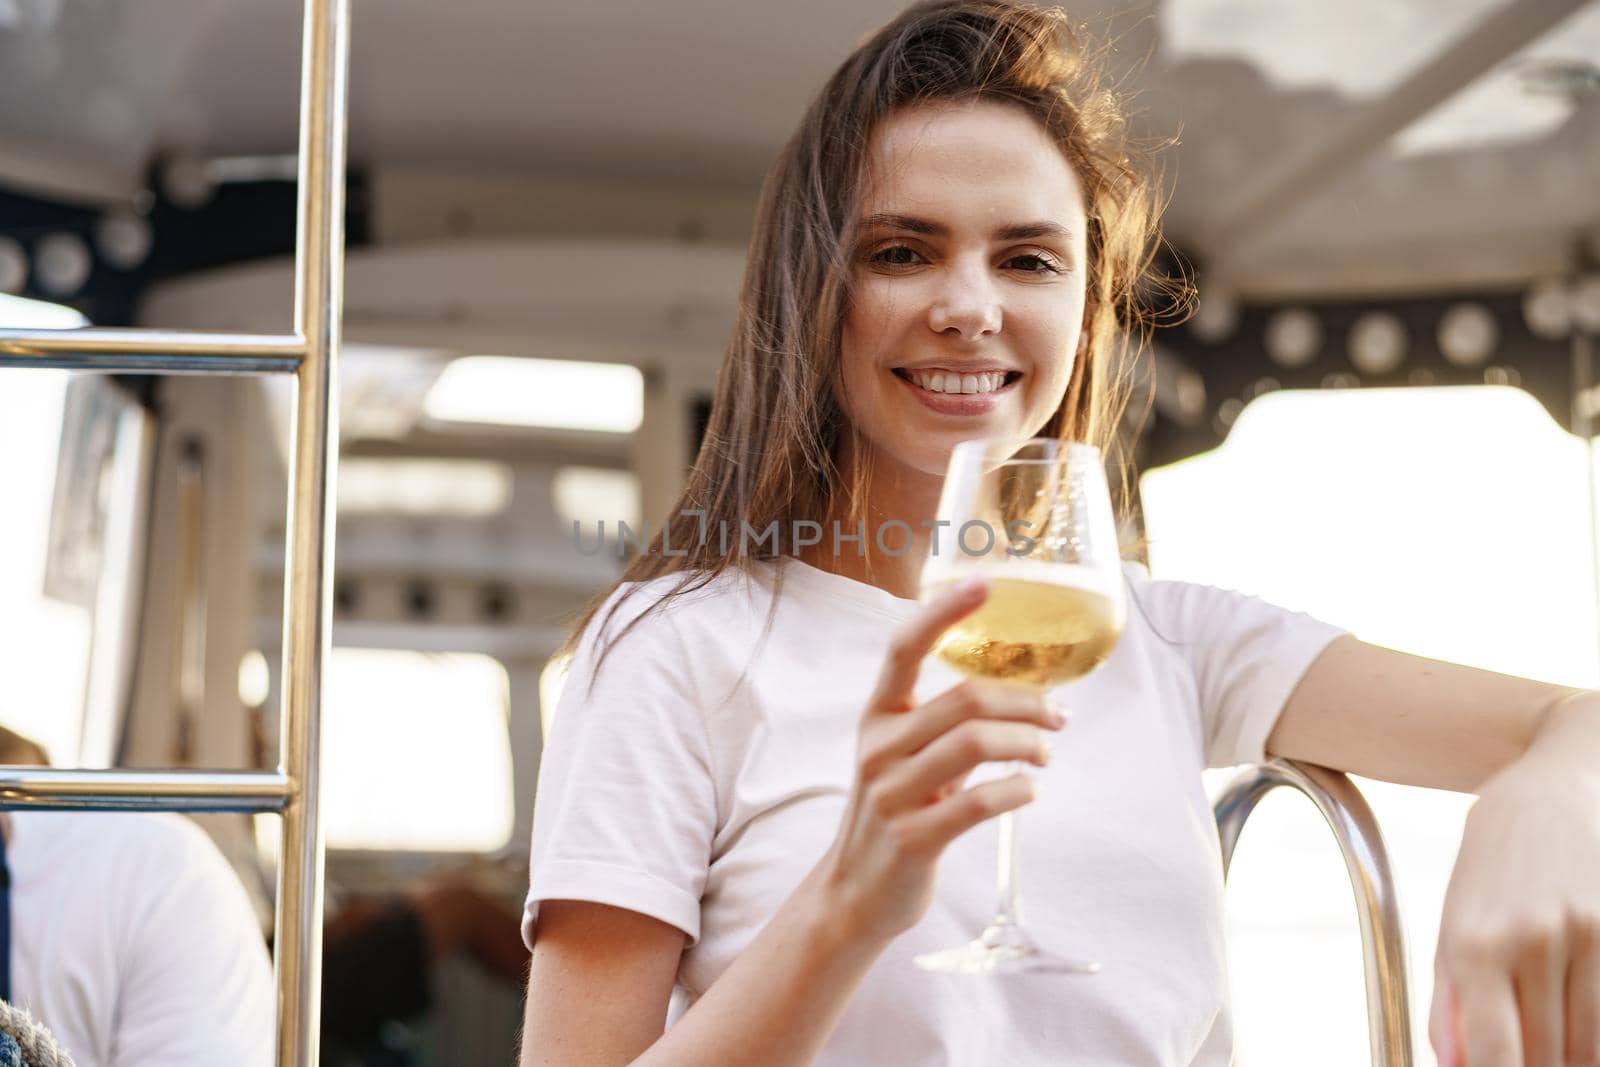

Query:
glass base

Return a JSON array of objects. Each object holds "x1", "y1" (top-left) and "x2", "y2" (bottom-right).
[{"x1": 913, "y1": 919, "x2": 1101, "y2": 976}]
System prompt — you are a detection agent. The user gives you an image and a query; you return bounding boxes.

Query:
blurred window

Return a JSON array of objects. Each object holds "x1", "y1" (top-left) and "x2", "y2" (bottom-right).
[
  {"x1": 553, "y1": 466, "x2": 639, "y2": 533},
  {"x1": 339, "y1": 458, "x2": 512, "y2": 517},
  {"x1": 424, "y1": 356, "x2": 644, "y2": 433},
  {"x1": 0, "y1": 297, "x2": 92, "y2": 763},
  {"x1": 322, "y1": 648, "x2": 515, "y2": 852}
]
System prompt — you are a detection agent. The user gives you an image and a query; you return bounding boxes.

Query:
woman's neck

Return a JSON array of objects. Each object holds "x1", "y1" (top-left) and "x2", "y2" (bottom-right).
[{"x1": 799, "y1": 440, "x2": 942, "y2": 600}]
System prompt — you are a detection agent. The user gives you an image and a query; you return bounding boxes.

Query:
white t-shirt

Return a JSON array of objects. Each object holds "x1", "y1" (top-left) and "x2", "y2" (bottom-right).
[
  {"x1": 8, "y1": 810, "x2": 276, "y2": 1067},
  {"x1": 524, "y1": 558, "x2": 1345, "y2": 1065}
]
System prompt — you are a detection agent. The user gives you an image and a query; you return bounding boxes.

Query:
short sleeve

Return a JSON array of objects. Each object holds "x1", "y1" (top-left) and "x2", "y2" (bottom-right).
[
  {"x1": 1128, "y1": 573, "x2": 1347, "y2": 768},
  {"x1": 523, "y1": 584, "x2": 717, "y2": 950}
]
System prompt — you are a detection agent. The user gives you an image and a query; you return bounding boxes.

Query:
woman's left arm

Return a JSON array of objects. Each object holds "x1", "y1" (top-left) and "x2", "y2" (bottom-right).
[{"x1": 1267, "y1": 634, "x2": 1600, "y2": 1067}]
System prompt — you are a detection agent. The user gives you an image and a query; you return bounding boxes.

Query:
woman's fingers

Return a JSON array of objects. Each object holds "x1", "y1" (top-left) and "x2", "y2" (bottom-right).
[
  {"x1": 1453, "y1": 967, "x2": 1523, "y2": 1067},
  {"x1": 1440, "y1": 917, "x2": 1600, "y2": 1065},
  {"x1": 867, "y1": 576, "x2": 987, "y2": 714},
  {"x1": 1511, "y1": 929, "x2": 1564, "y2": 1067},
  {"x1": 1566, "y1": 914, "x2": 1600, "y2": 1065},
  {"x1": 884, "y1": 678, "x2": 1064, "y2": 762},
  {"x1": 894, "y1": 772, "x2": 1038, "y2": 852},
  {"x1": 1429, "y1": 977, "x2": 1463, "y2": 1067},
  {"x1": 871, "y1": 719, "x2": 1052, "y2": 812}
]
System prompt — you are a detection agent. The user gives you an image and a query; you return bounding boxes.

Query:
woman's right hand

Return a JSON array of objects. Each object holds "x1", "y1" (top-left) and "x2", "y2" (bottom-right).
[{"x1": 817, "y1": 575, "x2": 1068, "y2": 946}]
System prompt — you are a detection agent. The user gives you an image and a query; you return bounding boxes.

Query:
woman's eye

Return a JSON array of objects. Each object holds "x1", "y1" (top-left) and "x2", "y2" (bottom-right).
[
  {"x1": 869, "y1": 245, "x2": 924, "y2": 268},
  {"x1": 1006, "y1": 253, "x2": 1060, "y2": 274}
]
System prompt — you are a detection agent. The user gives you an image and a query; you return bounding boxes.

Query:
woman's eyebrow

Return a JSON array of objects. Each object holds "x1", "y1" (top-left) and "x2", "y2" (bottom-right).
[{"x1": 859, "y1": 213, "x2": 1073, "y2": 242}]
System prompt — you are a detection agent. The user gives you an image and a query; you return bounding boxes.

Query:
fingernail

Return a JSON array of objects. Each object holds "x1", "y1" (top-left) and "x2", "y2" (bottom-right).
[
  {"x1": 1039, "y1": 741, "x2": 1054, "y2": 764},
  {"x1": 1045, "y1": 699, "x2": 1069, "y2": 729},
  {"x1": 959, "y1": 575, "x2": 987, "y2": 597}
]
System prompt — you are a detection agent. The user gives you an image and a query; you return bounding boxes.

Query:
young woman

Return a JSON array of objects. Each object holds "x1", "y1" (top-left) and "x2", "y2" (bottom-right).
[{"x1": 518, "y1": 3, "x2": 1600, "y2": 1064}]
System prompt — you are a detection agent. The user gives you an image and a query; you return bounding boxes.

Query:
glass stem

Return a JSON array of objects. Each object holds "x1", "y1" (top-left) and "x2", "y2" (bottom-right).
[{"x1": 994, "y1": 773, "x2": 1023, "y2": 930}]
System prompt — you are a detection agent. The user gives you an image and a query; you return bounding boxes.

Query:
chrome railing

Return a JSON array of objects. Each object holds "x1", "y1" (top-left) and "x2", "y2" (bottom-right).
[
  {"x1": 0, "y1": 0, "x2": 350, "y2": 1062},
  {"x1": 1214, "y1": 759, "x2": 1414, "y2": 1067}
]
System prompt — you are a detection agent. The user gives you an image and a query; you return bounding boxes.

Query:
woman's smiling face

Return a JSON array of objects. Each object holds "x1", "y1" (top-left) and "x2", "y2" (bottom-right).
[{"x1": 838, "y1": 97, "x2": 1090, "y2": 479}]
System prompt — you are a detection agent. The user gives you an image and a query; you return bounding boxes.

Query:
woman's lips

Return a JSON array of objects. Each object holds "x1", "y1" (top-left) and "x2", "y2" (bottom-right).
[{"x1": 892, "y1": 368, "x2": 1022, "y2": 416}]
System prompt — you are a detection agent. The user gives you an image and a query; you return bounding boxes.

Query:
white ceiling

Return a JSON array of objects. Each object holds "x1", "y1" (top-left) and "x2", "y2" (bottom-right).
[{"x1": 2, "y1": 0, "x2": 1598, "y2": 296}]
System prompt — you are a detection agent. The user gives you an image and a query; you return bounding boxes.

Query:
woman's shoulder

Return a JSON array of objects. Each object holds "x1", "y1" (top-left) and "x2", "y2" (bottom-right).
[{"x1": 586, "y1": 563, "x2": 779, "y2": 649}]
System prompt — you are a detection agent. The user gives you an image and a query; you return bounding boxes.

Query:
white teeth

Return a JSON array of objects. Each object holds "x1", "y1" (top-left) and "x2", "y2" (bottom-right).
[{"x1": 907, "y1": 370, "x2": 1009, "y2": 395}]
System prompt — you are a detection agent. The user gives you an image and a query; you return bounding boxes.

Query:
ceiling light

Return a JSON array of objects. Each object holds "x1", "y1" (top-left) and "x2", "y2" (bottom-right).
[
  {"x1": 1189, "y1": 285, "x2": 1239, "y2": 343},
  {"x1": 1437, "y1": 303, "x2": 1498, "y2": 367},
  {"x1": 424, "y1": 356, "x2": 644, "y2": 433},
  {"x1": 1348, "y1": 312, "x2": 1408, "y2": 376},
  {"x1": 34, "y1": 233, "x2": 90, "y2": 297},
  {"x1": 238, "y1": 650, "x2": 271, "y2": 709},
  {"x1": 161, "y1": 153, "x2": 215, "y2": 210},
  {"x1": 1265, "y1": 308, "x2": 1322, "y2": 368},
  {"x1": 95, "y1": 210, "x2": 153, "y2": 270},
  {"x1": 1213, "y1": 398, "x2": 1245, "y2": 437},
  {"x1": 1523, "y1": 279, "x2": 1572, "y2": 340}
]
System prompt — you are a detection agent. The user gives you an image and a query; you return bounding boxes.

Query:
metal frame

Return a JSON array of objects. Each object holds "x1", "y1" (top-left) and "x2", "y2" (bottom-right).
[
  {"x1": 0, "y1": 330, "x2": 304, "y2": 373},
  {"x1": 1214, "y1": 759, "x2": 1414, "y2": 1067},
  {"x1": 0, "y1": 1, "x2": 350, "y2": 1062}
]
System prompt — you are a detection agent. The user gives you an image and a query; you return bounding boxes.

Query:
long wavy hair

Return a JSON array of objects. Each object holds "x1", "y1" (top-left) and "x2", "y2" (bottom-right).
[{"x1": 564, "y1": 0, "x2": 1181, "y2": 673}]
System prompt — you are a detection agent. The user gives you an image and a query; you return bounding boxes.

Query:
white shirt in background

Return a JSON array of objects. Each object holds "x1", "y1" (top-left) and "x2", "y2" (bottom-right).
[{"x1": 9, "y1": 810, "x2": 276, "y2": 1067}]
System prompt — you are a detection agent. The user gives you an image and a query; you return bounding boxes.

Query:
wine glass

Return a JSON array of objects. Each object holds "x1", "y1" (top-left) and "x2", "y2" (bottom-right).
[{"x1": 914, "y1": 436, "x2": 1127, "y2": 976}]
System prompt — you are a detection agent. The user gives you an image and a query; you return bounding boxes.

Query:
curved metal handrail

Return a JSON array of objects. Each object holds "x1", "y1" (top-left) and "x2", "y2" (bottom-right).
[{"x1": 1213, "y1": 759, "x2": 1413, "y2": 1067}]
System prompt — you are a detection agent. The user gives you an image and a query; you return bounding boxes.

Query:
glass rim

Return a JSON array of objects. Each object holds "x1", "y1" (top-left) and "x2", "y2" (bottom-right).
[{"x1": 949, "y1": 436, "x2": 1103, "y2": 465}]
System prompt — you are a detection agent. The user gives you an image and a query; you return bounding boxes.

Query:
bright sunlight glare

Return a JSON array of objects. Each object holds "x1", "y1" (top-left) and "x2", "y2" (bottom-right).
[
  {"x1": 321, "y1": 648, "x2": 515, "y2": 852},
  {"x1": 1141, "y1": 385, "x2": 1600, "y2": 1066}
]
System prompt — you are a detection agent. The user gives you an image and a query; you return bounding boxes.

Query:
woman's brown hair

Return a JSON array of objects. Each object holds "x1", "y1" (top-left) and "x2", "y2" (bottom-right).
[{"x1": 563, "y1": 0, "x2": 1179, "y2": 675}]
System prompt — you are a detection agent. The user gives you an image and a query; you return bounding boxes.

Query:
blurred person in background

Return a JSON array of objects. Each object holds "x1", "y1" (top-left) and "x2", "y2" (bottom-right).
[
  {"x1": 518, "y1": 3, "x2": 1600, "y2": 1066},
  {"x1": 321, "y1": 871, "x2": 528, "y2": 1065},
  {"x1": 0, "y1": 723, "x2": 275, "y2": 1067}
]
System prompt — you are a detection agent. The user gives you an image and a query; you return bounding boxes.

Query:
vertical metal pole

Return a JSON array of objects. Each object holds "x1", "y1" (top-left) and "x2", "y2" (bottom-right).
[{"x1": 274, "y1": 0, "x2": 349, "y2": 1062}]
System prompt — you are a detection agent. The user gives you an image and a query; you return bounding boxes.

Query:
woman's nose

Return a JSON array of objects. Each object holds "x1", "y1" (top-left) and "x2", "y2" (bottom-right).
[{"x1": 927, "y1": 263, "x2": 1001, "y2": 340}]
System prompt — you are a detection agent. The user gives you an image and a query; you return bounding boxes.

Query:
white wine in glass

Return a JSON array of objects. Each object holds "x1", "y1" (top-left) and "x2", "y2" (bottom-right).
[{"x1": 915, "y1": 437, "x2": 1127, "y2": 976}]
